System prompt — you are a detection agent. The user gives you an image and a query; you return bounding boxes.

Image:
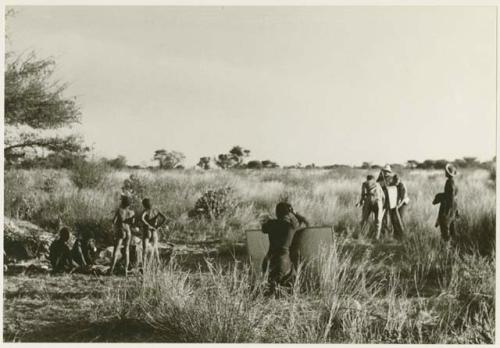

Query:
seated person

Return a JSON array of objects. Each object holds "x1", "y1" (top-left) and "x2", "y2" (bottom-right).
[
  {"x1": 261, "y1": 202, "x2": 309, "y2": 294},
  {"x1": 71, "y1": 232, "x2": 97, "y2": 268},
  {"x1": 49, "y1": 227, "x2": 74, "y2": 273}
]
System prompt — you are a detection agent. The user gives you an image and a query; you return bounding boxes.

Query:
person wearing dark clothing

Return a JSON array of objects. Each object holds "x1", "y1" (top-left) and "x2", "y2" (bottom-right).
[
  {"x1": 261, "y1": 202, "x2": 309, "y2": 294},
  {"x1": 393, "y1": 174, "x2": 410, "y2": 225},
  {"x1": 356, "y1": 175, "x2": 385, "y2": 238},
  {"x1": 49, "y1": 227, "x2": 74, "y2": 273},
  {"x1": 434, "y1": 164, "x2": 459, "y2": 242},
  {"x1": 71, "y1": 234, "x2": 97, "y2": 268},
  {"x1": 377, "y1": 164, "x2": 394, "y2": 188},
  {"x1": 377, "y1": 165, "x2": 404, "y2": 239}
]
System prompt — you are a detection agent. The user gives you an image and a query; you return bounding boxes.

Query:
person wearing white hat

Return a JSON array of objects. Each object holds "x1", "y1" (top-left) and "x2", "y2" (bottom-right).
[
  {"x1": 435, "y1": 163, "x2": 459, "y2": 242},
  {"x1": 376, "y1": 164, "x2": 404, "y2": 239},
  {"x1": 377, "y1": 164, "x2": 393, "y2": 187}
]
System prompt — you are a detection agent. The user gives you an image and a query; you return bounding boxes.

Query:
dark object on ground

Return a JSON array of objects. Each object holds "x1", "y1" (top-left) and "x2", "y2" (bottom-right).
[
  {"x1": 4, "y1": 218, "x2": 53, "y2": 261},
  {"x1": 246, "y1": 226, "x2": 334, "y2": 275}
]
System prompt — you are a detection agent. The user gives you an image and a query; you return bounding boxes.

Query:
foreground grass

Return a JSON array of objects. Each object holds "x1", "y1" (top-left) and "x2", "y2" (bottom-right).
[
  {"x1": 5, "y1": 235, "x2": 493, "y2": 343},
  {"x1": 108, "y1": 237, "x2": 494, "y2": 344}
]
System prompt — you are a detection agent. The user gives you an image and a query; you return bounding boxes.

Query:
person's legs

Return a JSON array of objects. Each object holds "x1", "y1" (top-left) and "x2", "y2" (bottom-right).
[
  {"x1": 390, "y1": 209, "x2": 404, "y2": 240},
  {"x1": 142, "y1": 236, "x2": 149, "y2": 269},
  {"x1": 124, "y1": 231, "x2": 131, "y2": 277},
  {"x1": 152, "y1": 230, "x2": 160, "y2": 265},
  {"x1": 359, "y1": 203, "x2": 371, "y2": 236},
  {"x1": 398, "y1": 204, "x2": 407, "y2": 229},
  {"x1": 398, "y1": 204, "x2": 407, "y2": 220},
  {"x1": 374, "y1": 201, "x2": 384, "y2": 240},
  {"x1": 449, "y1": 220, "x2": 456, "y2": 240},
  {"x1": 109, "y1": 238, "x2": 123, "y2": 275},
  {"x1": 439, "y1": 218, "x2": 450, "y2": 242}
]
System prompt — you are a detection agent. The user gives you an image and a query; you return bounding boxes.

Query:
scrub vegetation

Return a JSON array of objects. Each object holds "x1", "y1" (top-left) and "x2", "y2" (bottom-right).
[{"x1": 3, "y1": 167, "x2": 495, "y2": 343}]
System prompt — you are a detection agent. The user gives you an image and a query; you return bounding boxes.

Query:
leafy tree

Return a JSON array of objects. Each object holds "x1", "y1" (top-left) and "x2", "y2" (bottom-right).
[
  {"x1": 214, "y1": 153, "x2": 235, "y2": 169},
  {"x1": 246, "y1": 160, "x2": 263, "y2": 169},
  {"x1": 153, "y1": 149, "x2": 185, "y2": 169},
  {"x1": 229, "y1": 146, "x2": 250, "y2": 167},
  {"x1": 262, "y1": 160, "x2": 279, "y2": 168},
  {"x1": 105, "y1": 155, "x2": 127, "y2": 170},
  {"x1": 215, "y1": 146, "x2": 250, "y2": 169},
  {"x1": 18, "y1": 149, "x2": 87, "y2": 169},
  {"x1": 197, "y1": 156, "x2": 211, "y2": 170},
  {"x1": 406, "y1": 160, "x2": 419, "y2": 169},
  {"x1": 5, "y1": 51, "x2": 84, "y2": 165},
  {"x1": 462, "y1": 157, "x2": 479, "y2": 168}
]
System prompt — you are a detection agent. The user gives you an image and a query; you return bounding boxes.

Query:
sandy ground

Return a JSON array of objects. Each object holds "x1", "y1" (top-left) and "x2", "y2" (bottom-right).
[{"x1": 3, "y1": 273, "x2": 154, "y2": 342}]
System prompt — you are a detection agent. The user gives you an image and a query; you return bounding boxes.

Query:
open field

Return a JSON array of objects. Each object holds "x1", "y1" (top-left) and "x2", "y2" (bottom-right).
[{"x1": 3, "y1": 167, "x2": 496, "y2": 343}]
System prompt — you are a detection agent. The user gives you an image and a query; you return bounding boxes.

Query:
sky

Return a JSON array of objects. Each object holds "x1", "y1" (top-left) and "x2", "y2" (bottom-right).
[{"x1": 6, "y1": 6, "x2": 497, "y2": 167}]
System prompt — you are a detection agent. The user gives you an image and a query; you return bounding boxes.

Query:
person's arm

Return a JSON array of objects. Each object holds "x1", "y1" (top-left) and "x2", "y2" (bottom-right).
[
  {"x1": 294, "y1": 212, "x2": 310, "y2": 227},
  {"x1": 74, "y1": 240, "x2": 87, "y2": 266},
  {"x1": 397, "y1": 183, "x2": 408, "y2": 208},
  {"x1": 141, "y1": 211, "x2": 155, "y2": 230},
  {"x1": 262, "y1": 220, "x2": 272, "y2": 234},
  {"x1": 156, "y1": 210, "x2": 167, "y2": 228},
  {"x1": 112, "y1": 209, "x2": 120, "y2": 225},
  {"x1": 377, "y1": 172, "x2": 384, "y2": 183},
  {"x1": 357, "y1": 183, "x2": 366, "y2": 206}
]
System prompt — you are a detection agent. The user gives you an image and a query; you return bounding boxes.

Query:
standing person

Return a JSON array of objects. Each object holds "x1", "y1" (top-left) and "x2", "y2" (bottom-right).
[
  {"x1": 49, "y1": 227, "x2": 74, "y2": 273},
  {"x1": 109, "y1": 195, "x2": 135, "y2": 276},
  {"x1": 140, "y1": 198, "x2": 167, "y2": 268},
  {"x1": 356, "y1": 175, "x2": 385, "y2": 239},
  {"x1": 261, "y1": 202, "x2": 309, "y2": 296},
  {"x1": 377, "y1": 164, "x2": 394, "y2": 238},
  {"x1": 393, "y1": 174, "x2": 410, "y2": 227},
  {"x1": 435, "y1": 164, "x2": 459, "y2": 243},
  {"x1": 377, "y1": 164, "x2": 394, "y2": 188}
]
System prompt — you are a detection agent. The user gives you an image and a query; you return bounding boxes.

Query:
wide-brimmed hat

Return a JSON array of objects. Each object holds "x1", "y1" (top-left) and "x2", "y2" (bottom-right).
[
  {"x1": 445, "y1": 163, "x2": 458, "y2": 177},
  {"x1": 382, "y1": 164, "x2": 392, "y2": 173}
]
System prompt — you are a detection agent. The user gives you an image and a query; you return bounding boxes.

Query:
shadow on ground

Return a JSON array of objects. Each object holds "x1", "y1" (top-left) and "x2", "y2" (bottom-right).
[{"x1": 5, "y1": 318, "x2": 157, "y2": 343}]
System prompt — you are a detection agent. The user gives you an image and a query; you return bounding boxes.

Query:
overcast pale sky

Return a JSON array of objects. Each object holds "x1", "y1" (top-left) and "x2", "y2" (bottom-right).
[{"x1": 6, "y1": 6, "x2": 497, "y2": 167}]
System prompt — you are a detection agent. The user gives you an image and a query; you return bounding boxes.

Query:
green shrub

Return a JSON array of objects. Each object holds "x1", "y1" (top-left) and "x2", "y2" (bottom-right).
[
  {"x1": 70, "y1": 160, "x2": 109, "y2": 190},
  {"x1": 188, "y1": 187, "x2": 237, "y2": 220}
]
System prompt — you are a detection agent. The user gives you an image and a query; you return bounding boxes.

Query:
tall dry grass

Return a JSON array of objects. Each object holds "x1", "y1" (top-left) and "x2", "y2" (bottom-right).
[
  {"x1": 4, "y1": 167, "x2": 495, "y2": 343},
  {"x1": 5, "y1": 168, "x2": 495, "y2": 247},
  {"x1": 99, "y1": 237, "x2": 494, "y2": 343}
]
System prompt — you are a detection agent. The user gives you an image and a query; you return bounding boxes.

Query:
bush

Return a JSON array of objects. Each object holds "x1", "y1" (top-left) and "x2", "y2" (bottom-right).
[
  {"x1": 188, "y1": 187, "x2": 236, "y2": 220},
  {"x1": 70, "y1": 160, "x2": 109, "y2": 190}
]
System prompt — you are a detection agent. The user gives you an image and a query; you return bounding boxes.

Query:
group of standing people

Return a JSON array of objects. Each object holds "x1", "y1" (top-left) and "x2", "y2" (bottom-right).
[
  {"x1": 357, "y1": 164, "x2": 409, "y2": 240},
  {"x1": 356, "y1": 163, "x2": 459, "y2": 242},
  {"x1": 109, "y1": 195, "x2": 167, "y2": 276},
  {"x1": 261, "y1": 163, "x2": 460, "y2": 295}
]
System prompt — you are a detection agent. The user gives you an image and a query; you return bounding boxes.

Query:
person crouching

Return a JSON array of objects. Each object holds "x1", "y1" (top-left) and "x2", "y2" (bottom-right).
[
  {"x1": 49, "y1": 227, "x2": 74, "y2": 273},
  {"x1": 261, "y1": 202, "x2": 309, "y2": 296}
]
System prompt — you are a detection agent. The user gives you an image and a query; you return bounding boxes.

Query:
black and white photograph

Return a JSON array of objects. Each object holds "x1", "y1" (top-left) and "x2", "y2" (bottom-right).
[{"x1": 2, "y1": 3, "x2": 497, "y2": 343}]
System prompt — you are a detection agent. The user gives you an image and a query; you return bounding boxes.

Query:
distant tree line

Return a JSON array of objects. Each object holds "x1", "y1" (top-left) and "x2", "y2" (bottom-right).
[{"x1": 196, "y1": 146, "x2": 279, "y2": 170}]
